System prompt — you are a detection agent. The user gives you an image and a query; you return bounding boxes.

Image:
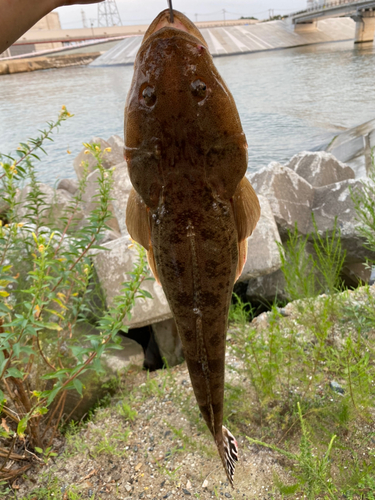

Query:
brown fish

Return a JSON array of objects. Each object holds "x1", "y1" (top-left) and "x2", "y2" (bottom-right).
[{"x1": 124, "y1": 8, "x2": 260, "y2": 485}]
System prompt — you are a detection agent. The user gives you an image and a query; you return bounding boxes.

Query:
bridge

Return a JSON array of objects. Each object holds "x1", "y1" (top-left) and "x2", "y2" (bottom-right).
[{"x1": 290, "y1": 0, "x2": 375, "y2": 43}]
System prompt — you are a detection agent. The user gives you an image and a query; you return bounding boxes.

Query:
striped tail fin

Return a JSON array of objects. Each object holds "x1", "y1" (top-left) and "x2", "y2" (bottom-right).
[{"x1": 222, "y1": 426, "x2": 239, "y2": 487}]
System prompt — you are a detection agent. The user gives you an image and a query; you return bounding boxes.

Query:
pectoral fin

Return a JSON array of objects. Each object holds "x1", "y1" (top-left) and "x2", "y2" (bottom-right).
[
  {"x1": 125, "y1": 188, "x2": 150, "y2": 250},
  {"x1": 232, "y1": 177, "x2": 261, "y2": 280},
  {"x1": 147, "y1": 243, "x2": 161, "y2": 284},
  {"x1": 232, "y1": 177, "x2": 260, "y2": 242},
  {"x1": 235, "y1": 239, "x2": 248, "y2": 282}
]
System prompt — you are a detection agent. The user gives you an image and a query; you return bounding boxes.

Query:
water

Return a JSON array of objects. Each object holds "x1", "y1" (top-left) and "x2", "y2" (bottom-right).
[{"x1": 1, "y1": 40, "x2": 375, "y2": 184}]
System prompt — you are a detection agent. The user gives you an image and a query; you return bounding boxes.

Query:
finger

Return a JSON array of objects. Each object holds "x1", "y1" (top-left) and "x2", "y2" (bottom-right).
[{"x1": 61, "y1": 1, "x2": 105, "y2": 5}]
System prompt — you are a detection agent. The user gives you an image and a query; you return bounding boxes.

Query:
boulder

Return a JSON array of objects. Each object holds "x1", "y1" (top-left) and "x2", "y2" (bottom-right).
[
  {"x1": 249, "y1": 162, "x2": 315, "y2": 237},
  {"x1": 0, "y1": 197, "x2": 9, "y2": 215},
  {"x1": 110, "y1": 162, "x2": 133, "y2": 237},
  {"x1": 57, "y1": 178, "x2": 79, "y2": 195},
  {"x1": 309, "y1": 178, "x2": 374, "y2": 262},
  {"x1": 62, "y1": 324, "x2": 144, "y2": 421},
  {"x1": 81, "y1": 168, "x2": 122, "y2": 237},
  {"x1": 341, "y1": 262, "x2": 371, "y2": 288},
  {"x1": 239, "y1": 194, "x2": 282, "y2": 282},
  {"x1": 15, "y1": 183, "x2": 83, "y2": 228},
  {"x1": 107, "y1": 135, "x2": 125, "y2": 162},
  {"x1": 80, "y1": 162, "x2": 132, "y2": 237},
  {"x1": 92, "y1": 236, "x2": 172, "y2": 328},
  {"x1": 73, "y1": 137, "x2": 124, "y2": 180},
  {"x1": 246, "y1": 269, "x2": 287, "y2": 304},
  {"x1": 151, "y1": 318, "x2": 184, "y2": 368},
  {"x1": 284, "y1": 151, "x2": 355, "y2": 187}
]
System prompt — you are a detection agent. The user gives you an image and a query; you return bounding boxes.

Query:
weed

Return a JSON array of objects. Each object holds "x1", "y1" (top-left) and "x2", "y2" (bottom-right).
[
  {"x1": 0, "y1": 111, "x2": 152, "y2": 480},
  {"x1": 247, "y1": 403, "x2": 337, "y2": 499},
  {"x1": 117, "y1": 401, "x2": 138, "y2": 421}
]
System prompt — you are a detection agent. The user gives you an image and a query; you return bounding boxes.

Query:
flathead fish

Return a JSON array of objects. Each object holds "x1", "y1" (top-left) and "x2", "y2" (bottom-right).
[{"x1": 124, "y1": 8, "x2": 260, "y2": 485}]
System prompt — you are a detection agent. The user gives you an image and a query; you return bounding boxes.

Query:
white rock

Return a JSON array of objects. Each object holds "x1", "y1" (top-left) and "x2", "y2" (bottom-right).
[
  {"x1": 151, "y1": 318, "x2": 183, "y2": 367},
  {"x1": 73, "y1": 137, "x2": 124, "y2": 180},
  {"x1": 239, "y1": 194, "x2": 282, "y2": 282},
  {"x1": 15, "y1": 183, "x2": 83, "y2": 227},
  {"x1": 57, "y1": 178, "x2": 79, "y2": 195},
  {"x1": 284, "y1": 151, "x2": 355, "y2": 187},
  {"x1": 92, "y1": 236, "x2": 172, "y2": 328},
  {"x1": 249, "y1": 162, "x2": 315, "y2": 237}
]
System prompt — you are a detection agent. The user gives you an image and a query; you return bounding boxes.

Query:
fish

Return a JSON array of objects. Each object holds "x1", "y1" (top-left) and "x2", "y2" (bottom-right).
[{"x1": 124, "y1": 8, "x2": 260, "y2": 486}]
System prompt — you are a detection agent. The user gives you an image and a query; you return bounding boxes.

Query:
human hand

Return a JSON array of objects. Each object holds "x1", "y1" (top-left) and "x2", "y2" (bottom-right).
[{"x1": 59, "y1": 0, "x2": 105, "y2": 5}]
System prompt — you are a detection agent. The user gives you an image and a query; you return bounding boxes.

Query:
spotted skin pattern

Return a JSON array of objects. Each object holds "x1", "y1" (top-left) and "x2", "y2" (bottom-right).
[{"x1": 124, "y1": 9, "x2": 260, "y2": 486}]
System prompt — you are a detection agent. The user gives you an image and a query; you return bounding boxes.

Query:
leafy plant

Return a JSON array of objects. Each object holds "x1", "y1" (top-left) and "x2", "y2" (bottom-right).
[
  {"x1": 247, "y1": 403, "x2": 337, "y2": 499},
  {"x1": 277, "y1": 214, "x2": 346, "y2": 302},
  {"x1": 351, "y1": 146, "x2": 375, "y2": 259},
  {"x1": 0, "y1": 109, "x2": 152, "y2": 482},
  {"x1": 277, "y1": 223, "x2": 317, "y2": 301}
]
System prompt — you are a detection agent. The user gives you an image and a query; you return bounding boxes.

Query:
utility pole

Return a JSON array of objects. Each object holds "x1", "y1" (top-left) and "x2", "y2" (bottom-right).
[
  {"x1": 81, "y1": 9, "x2": 88, "y2": 29},
  {"x1": 97, "y1": 0, "x2": 122, "y2": 27},
  {"x1": 90, "y1": 19, "x2": 95, "y2": 36},
  {"x1": 269, "y1": 9, "x2": 274, "y2": 19},
  {"x1": 195, "y1": 13, "x2": 198, "y2": 23},
  {"x1": 223, "y1": 8, "x2": 226, "y2": 25}
]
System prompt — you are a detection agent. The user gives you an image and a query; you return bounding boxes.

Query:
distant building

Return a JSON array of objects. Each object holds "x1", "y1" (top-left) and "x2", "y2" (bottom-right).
[{"x1": 1, "y1": 12, "x2": 63, "y2": 59}]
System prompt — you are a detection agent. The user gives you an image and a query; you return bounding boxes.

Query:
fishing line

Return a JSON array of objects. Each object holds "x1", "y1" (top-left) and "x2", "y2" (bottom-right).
[{"x1": 167, "y1": 0, "x2": 174, "y2": 23}]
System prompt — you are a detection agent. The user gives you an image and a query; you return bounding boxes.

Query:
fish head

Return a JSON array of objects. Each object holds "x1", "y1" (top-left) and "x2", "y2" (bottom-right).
[{"x1": 125, "y1": 9, "x2": 248, "y2": 208}]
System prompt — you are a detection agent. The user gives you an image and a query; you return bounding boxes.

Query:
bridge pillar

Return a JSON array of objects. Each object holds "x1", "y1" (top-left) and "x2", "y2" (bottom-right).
[
  {"x1": 354, "y1": 11, "x2": 375, "y2": 43},
  {"x1": 294, "y1": 21, "x2": 318, "y2": 33}
]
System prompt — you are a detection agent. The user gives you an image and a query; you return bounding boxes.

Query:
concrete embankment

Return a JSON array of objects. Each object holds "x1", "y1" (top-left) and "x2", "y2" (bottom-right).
[
  {"x1": 325, "y1": 118, "x2": 375, "y2": 178},
  {"x1": 0, "y1": 53, "x2": 100, "y2": 76},
  {"x1": 91, "y1": 17, "x2": 356, "y2": 66}
]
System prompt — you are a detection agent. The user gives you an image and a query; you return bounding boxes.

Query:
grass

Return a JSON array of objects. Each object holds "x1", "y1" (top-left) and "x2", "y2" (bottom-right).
[
  {"x1": 228, "y1": 285, "x2": 375, "y2": 496},
  {"x1": 5, "y1": 151, "x2": 375, "y2": 498}
]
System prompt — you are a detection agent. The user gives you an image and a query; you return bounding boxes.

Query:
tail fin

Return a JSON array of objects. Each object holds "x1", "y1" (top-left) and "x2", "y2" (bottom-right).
[{"x1": 221, "y1": 426, "x2": 239, "y2": 487}]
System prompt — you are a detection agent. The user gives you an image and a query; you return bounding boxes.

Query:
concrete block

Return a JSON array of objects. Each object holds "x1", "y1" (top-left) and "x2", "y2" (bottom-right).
[
  {"x1": 285, "y1": 151, "x2": 355, "y2": 187},
  {"x1": 151, "y1": 318, "x2": 184, "y2": 367},
  {"x1": 239, "y1": 194, "x2": 282, "y2": 282},
  {"x1": 92, "y1": 236, "x2": 172, "y2": 328},
  {"x1": 249, "y1": 162, "x2": 315, "y2": 237}
]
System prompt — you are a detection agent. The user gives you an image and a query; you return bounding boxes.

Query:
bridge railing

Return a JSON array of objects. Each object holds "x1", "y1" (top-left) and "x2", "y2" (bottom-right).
[{"x1": 291, "y1": 0, "x2": 363, "y2": 17}]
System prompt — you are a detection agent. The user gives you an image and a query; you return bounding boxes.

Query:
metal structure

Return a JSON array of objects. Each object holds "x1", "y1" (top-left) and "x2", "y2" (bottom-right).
[
  {"x1": 81, "y1": 9, "x2": 88, "y2": 29},
  {"x1": 291, "y1": 0, "x2": 375, "y2": 22},
  {"x1": 97, "y1": 0, "x2": 122, "y2": 27}
]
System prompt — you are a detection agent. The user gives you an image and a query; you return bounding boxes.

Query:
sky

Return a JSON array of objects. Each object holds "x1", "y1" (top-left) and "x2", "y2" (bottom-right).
[{"x1": 56, "y1": 0, "x2": 308, "y2": 29}]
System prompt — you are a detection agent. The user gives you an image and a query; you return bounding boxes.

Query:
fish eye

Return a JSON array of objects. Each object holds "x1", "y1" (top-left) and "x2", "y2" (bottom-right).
[
  {"x1": 142, "y1": 86, "x2": 156, "y2": 107},
  {"x1": 191, "y1": 79, "x2": 207, "y2": 99}
]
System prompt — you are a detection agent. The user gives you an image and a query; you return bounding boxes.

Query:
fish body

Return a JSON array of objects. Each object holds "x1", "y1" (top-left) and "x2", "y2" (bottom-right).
[{"x1": 124, "y1": 9, "x2": 260, "y2": 485}]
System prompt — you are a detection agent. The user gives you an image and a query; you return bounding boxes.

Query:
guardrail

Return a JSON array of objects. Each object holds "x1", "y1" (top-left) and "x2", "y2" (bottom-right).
[{"x1": 290, "y1": 0, "x2": 373, "y2": 18}]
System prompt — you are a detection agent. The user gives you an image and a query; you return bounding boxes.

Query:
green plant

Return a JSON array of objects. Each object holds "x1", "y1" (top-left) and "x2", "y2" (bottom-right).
[
  {"x1": 311, "y1": 215, "x2": 346, "y2": 295},
  {"x1": 277, "y1": 223, "x2": 317, "y2": 301},
  {"x1": 277, "y1": 215, "x2": 346, "y2": 302},
  {"x1": 351, "y1": 146, "x2": 375, "y2": 258},
  {"x1": 228, "y1": 293, "x2": 254, "y2": 324},
  {"x1": 0, "y1": 109, "x2": 152, "y2": 482},
  {"x1": 247, "y1": 403, "x2": 337, "y2": 499},
  {"x1": 117, "y1": 401, "x2": 137, "y2": 421},
  {"x1": 34, "y1": 445, "x2": 58, "y2": 464}
]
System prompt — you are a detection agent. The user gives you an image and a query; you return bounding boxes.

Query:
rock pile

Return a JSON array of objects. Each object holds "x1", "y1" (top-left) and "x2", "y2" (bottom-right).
[
  {"x1": 6, "y1": 138, "x2": 371, "y2": 377},
  {"x1": 246, "y1": 151, "x2": 372, "y2": 302}
]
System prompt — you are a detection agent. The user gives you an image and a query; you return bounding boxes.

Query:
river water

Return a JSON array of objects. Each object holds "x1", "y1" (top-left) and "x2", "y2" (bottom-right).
[{"x1": 1, "y1": 40, "x2": 375, "y2": 184}]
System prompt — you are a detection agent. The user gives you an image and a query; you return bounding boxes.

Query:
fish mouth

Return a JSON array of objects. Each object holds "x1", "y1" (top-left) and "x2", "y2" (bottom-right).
[{"x1": 142, "y1": 9, "x2": 207, "y2": 46}]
